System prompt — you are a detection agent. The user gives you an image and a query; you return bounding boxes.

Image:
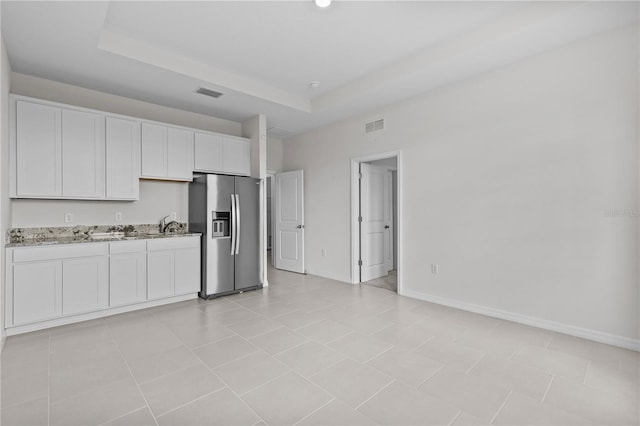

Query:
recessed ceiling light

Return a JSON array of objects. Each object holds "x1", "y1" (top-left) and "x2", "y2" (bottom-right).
[
  {"x1": 314, "y1": 0, "x2": 331, "y2": 8},
  {"x1": 308, "y1": 81, "x2": 320, "y2": 89}
]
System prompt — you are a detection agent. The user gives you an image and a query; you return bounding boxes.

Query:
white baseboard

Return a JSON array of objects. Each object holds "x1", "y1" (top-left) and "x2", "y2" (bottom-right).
[
  {"x1": 402, "y1": 290, "x2": 639, "y2": 352},
  {"x1": 305, "y1": 269, "x2": 351, "y2": 284}
]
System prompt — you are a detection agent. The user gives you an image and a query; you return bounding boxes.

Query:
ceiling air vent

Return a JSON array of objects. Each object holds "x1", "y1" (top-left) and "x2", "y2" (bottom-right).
[
  {"x1": 195, "y1": 87, "x2": 224, "y2": 99},
  {"x1": 365, "y1": 118, "x2": 384, "y2": 134}
]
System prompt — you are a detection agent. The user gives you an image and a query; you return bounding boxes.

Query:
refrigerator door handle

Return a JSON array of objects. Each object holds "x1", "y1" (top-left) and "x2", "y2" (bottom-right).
[
  {"x1": 230, "y1": 194, "x2": 236, "y2": 255},
  {"x1": 235, "y1": 193, "x2": 241, "y2": 255}
]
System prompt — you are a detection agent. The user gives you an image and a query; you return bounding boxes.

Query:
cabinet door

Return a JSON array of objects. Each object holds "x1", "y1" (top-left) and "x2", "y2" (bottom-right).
[
  {"x1": 167, "y1": 127, "x2": 194, "y2": 180},
  {"x1": 174, "y1": 248, "x2": 200, "y2": 295},
  {"x1": 194, "y1": 132, "x2": 223, "y2": 172},
  {"x1": 12, "y1": 261, "x2": 63, "y2": 325},
  {"x1": 109, "y1": 252, "x2": 147, "y2": 307},
  {"x1": 223, "y1": 137, "x2": 251, "y2": 176},
  {"x1": 141, "y1": 123, "x2": 168, "y2": 178},
  {"x1": 61, "y1": 109, "x2": 105, "y2": 198},
  {"x1": 15, "y1": 100, "x2": 62, "y2": 197},
  {"x1": 106, "y1": 117, "x2": 140, "y2": 200},
  {"x1": 62, "y1": 256, "x2": 108, "y2": 315},
  {"x1": 147, "y1": 251, "x2": 174, "y2": 299}
]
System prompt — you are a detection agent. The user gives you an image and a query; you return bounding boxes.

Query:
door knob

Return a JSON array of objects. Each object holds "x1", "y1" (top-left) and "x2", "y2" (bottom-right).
[
  {"x1": 297, "y1": 225, "x2": 305, "y2": 229},
  {"x1": 384, "y1": 225, "x2": 390, "y2": 229}
]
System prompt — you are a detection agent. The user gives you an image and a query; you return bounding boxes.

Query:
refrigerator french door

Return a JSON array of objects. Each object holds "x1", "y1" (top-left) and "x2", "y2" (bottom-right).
[{"x1": 189, "y1": 174, "x2": 262, "y2": 298}]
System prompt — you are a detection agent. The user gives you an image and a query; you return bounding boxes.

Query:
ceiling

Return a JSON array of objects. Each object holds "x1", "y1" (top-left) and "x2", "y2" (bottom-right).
[{"x1": 2, "y1": 1, "x2": 638, "y2": 138}]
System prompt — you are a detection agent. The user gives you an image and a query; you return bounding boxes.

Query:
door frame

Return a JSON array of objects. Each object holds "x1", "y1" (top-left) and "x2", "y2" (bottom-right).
[
  {"x1": 350, "y1": 150, "x2": 403, "y2": 294},
  {"x1": 266, "y1": 171, "x2": 276, "y2": 268}
]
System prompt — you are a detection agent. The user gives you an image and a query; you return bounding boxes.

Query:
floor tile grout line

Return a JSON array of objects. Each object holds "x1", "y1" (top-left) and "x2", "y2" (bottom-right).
[
  {"x1": 113, "y1": 344, "x2": 160, "y2": 426},
  {"x1": 464, "y1": 353, "x2": 487, "y2": 374},
  {"x1": 448, "y1": 409, "x2": 463, "y2": 426},
  {"x1": 322, "y1": 330, "x2": 358, "y2": 346},
  {"x1": 360, "y1": 345, "x2": 395, "y2": 365},
  {"x1": 184, "y1": 342, "x2": 269, "y2": 425},
  {"x1": 188, "y1": 331, "x2": 246, "y2": 351},
  {"x1": 415, "y1": 364, "x2": 446, "y2": 389},
  {"x1": 236, "y1": 367, "x2": 293, "y2": 398},
  {"x1": 292, "y1": 397, "x2": 337, "y2": 426},
  {"x1": 541, "y1": 374, "x2": 556, "y2": 404},
  {"x1": 133, "y1": 355, "x2": 211, "y2": 386},
  {"x1": 153, "y1": 386, "x2": 227, "y2": 419},
  {"x1": 353, "y1": 378, "x2": 396, "y2": 411},
  {"x1": 489, "y1": 389, "x2": 512, "y2": 425},
  {"x1": 583, "y1": 360, "x2": 591, "y2": 385},
  {"x1": 98, "y1": 406, "x2": 150, "y2": 426},
  {"x1": 269, "y1": 338, "x2": 313, "y2": 358}
]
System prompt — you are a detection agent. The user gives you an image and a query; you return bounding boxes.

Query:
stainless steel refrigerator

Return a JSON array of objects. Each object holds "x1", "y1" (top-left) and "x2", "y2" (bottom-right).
[{"x1": 189, "y1": 174, "x2": 262, "y2": 298}]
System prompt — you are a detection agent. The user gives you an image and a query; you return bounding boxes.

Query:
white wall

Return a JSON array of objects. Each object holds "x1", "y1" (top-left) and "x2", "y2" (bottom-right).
[
  {"x1": 1, "y1": 34, "x2": 12, "y2": 348},
  {"x1": 9, "y1": 73, "x2": 242, "y2": 227},
  {"x1": 12, "y1": 181, "x2": 187, "y2": 227},
  {"x1": 11, "y1": 73, "x2": 241, "y2": 136},
  {"x1": 267, "y1": 137, "x2": 284, "y2": 173},
  {"x1": 284, "y1": 25, "x2": 639, "y2": 345}
]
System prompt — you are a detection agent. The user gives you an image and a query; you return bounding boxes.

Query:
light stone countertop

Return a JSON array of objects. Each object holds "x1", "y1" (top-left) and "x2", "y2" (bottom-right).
[{"x1": 6, "y1": 224, "x2": 201, "y2": 248}]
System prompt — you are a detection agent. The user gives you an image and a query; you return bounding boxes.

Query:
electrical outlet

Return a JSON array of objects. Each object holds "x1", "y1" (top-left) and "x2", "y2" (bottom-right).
[
  {"x1": 115, "y1": 212, "x2": 122, "y2": 222},
  {"x1": 64, "y1": 213, "x2": 73, "y2": 223},
  {"x1": 171, "y1": 212, "x2": 177, "y2": 221},
  {"x1": 431, "y1": 263, "x2": 439, "y2": 274},
  {"x1": 321, "y1": 249, "x2": 326, "y2": 257}
]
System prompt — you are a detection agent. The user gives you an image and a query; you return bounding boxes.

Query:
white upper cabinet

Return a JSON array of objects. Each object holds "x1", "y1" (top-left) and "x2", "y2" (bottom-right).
[
  {"x1": 168, "y1": 127, "x2": 195, "y2": 180},
  {"x1": 11, "y1": 95, "x2": 250, "y2": 198},
  {"x1": 141, "y1": 123, "x2": 194, "y2": 181},
  {"x1": 61, "y1": 109, "x2": 105, "y2": 198},
  {"x1": 194, "y1": 132, "x2": 251, "y2": 176},
  {"x1": 223, "y1": 136, "x2": 251, "y2": 176},
  {"x1": 13, "y1": 100, "x2": 62, "y2": 197},
  {"x1": 194, "y1": 132, "x2": 223, "y2": 172},
  {"x1": 13, "y1": 99, "x2": 107, "y2": 199},
  {"x1": 141, "y1": 122, "x2": 167, "y2": 178},
  {"x1": 106, "y1": 117, "x2": 140, "y2": 200}
]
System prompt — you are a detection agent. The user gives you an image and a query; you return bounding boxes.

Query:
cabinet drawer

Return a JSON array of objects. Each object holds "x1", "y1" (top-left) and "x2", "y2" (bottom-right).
[
  {"x1": 12, "y1": 243, "x2": 108, "y2": 263},
  {"x1": 146, "y1": 236, "x2": 200, "y2": 251},
  {"x1": 109, "y1": 240, "x2": 147, "y2": 254}
]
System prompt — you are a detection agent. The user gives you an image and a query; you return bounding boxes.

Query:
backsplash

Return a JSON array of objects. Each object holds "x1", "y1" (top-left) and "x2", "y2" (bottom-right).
[{"x1": 8, "y1": 223, "x2": 188, "y2": 244}]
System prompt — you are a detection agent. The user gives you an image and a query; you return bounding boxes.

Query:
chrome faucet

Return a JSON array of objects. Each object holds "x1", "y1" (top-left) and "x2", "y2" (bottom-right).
[{"x1": 160, "y1": 215, "x2": 179, "y2": 233}]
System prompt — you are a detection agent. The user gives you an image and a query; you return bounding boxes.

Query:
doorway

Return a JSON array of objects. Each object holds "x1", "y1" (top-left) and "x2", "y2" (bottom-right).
[
  {"x1": 266, "y1": 173, "x2": 275, "y2": 267},
  {"x1": 351, "y1": 151, "x2": 403, "y2": 294}
]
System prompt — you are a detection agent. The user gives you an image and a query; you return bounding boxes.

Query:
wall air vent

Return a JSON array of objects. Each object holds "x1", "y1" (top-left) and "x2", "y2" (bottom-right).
[
  {"x1": 195, "y1": 87, "x2": 224, "y2": 99},
  {"x1": 365, "y1": 118, "x2": 384, "y2": 134}
]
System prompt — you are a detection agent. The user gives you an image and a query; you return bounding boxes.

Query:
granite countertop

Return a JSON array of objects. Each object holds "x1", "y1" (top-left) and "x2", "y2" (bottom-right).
[{"x1": 6, "y1": 224, "x2": 201, "y2": 248}]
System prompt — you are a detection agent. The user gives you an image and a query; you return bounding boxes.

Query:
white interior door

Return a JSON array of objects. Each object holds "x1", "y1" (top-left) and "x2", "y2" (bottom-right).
[
  {"x1": 274, "y1": 170, "x2": 304, "y2": 273},
  {"x1": 360, "y1": 163, "x2": 389, "y2": 282}
]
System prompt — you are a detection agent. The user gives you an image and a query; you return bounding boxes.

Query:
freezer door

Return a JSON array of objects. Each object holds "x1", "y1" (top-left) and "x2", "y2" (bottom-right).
[
  {"x1": 205, "y1": 237, "x2": 234, "y2": 297},
  {"x1": 204, "y1": 174, "x2": 235, "y2": 297},
  {"x1": 234, "y1": 176, "x2": 262, "y2": 290}
]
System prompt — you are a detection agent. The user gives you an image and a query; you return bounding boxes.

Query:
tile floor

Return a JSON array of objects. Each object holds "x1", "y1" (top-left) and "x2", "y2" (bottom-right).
[
  {"x1": 363, "y1": 270, "x2": 397, "y2": 293},
  {"x1": 1, "y1": 266, "x2": 638, "y2": 426}
]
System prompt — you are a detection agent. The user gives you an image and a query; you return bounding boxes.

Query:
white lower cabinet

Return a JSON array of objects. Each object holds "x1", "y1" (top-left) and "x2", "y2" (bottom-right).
[
  {"x1": 5, "y1": 236, "x2": 201, "y2": 332},
  {"x1": 12, "y1": 261, "x2": 62, "y2": 325},
  {"x1": 62, "y1": 256, "x2": 108, "y2": 316},
  {"x1": 110, "y1": 252, "x2": 147, "y2": 307},
  {"x1": 147, "y1": 251, "x2": 175, "y2": 300},
  {"x1": 147, "y1": 237, "x2": 201, "y2": 300}
]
